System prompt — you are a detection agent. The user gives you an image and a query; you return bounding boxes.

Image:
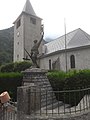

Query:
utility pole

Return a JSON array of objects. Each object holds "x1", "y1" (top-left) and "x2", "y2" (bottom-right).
[{"x1": 64, "y1": 18, "x2": 67, "y2": 72}]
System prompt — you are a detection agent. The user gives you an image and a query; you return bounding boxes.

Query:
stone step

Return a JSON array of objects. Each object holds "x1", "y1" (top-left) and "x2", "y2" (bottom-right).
[
  {"x1": 43, "y1": 101, "x2": 70, "y2": 110},
  {"x1": 41, "y1": 99, "x2": 57, "y2": 107},
  {"x1": 41, "y1": 95, "x2": 56, "y2": 101},
  {"x1": 41, "y1": 97, "x2": 57, "y2": 106},
  {"x1": 41, "y1": 87, "x2": 53, "y2": 90}
]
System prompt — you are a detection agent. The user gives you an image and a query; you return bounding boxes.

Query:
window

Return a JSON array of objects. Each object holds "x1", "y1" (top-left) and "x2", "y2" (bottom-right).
[
  {"x1": 17, "y1": 54, "x2": 19, "y2": 60},
  {"x1": 17, "y1": 32, "x2": 20, "y2": 37},
  {"x1": 16, "y1": 19, "x2": 21, "y2": 29},
  {"x1": 30, "y1": 17, "x2": 36, "y2": 25},
  {"x1": 70, "y1": 55, "x2": 75, "y2": 68},
  {"x1": 49, "y1": 59, "x2": 51, "y2": 70},
  {"x1": 17, "y1": 42, "x2": 19, "y2": 45}
]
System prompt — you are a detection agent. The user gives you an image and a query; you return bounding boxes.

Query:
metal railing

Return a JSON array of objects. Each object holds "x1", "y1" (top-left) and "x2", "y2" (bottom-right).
[
  {"x1": 0, "y1": 102, "x2": 17, "y2": 120},
  {"x1": 19, "y1": 87, "x2": 90, "y2": 116},
  {"x1": 1, "y1": 88, "x2": 90, "y2": 119}
]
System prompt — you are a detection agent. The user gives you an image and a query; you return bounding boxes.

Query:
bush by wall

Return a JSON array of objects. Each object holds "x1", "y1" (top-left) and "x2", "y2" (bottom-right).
[
  {"x1": 47, "y1": 71, "x2": 66, "y2": 101},
  {"x1": 48, "y1": 69, "x2": 90, "y2": 91},
  {"x1": 47, "y1": 71, "x2": 66, "y2": 91},
  {"x1": 13, "y1": 61, "x2": 32, "y2": 72},
  {"x1": 65, "y1": 69, "x2": 90, "y2": 90},
  {"x1": 0, "y1": 61, "x2": 32, "y2": 72},
  {"x1": 0, "y1": 72, "x2": 23, "y2": 101},
  {"x1": 0, "y1": 63, "x2": 14, "y2": 72},
  {"x1": 47, "y1": 69, "x2": 90, "y2": 106}
]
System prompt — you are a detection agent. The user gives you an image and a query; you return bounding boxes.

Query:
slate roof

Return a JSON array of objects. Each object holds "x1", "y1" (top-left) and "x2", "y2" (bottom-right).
[
  {"x1": 23, "y1": 0, "x2": 36, "y2": 16},
  {"x1": 43, "y1": 28, "x2": 90, "y2": 55}
]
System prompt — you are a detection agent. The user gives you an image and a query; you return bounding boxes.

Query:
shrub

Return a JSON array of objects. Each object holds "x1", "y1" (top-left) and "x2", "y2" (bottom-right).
[
  {"x1": 0, "y1": 72, "x2": 23, "y2": 100},
  {"x1": 47, "y1": 69, "x2": 90, "y2": 106},
  {"x1": 47, "y1": 71, "x2": 66, "y2": 91},
  {"x1": 64, "y1": 69, "x2": 90, "y2": 106},
  {"x1": 0, "y1": 62, "x2": 14, "y2": 72},
  {"x1": 65, "y1": 69, "x2": 90, "y2": 90},
  {"x1": 0, "y1": 61, "x2": 32, "y2": 72},
  {"x1": 14, "y1": 61, "x2": 32, "y2": 72},
  {"x1": 47, "y1": 71, "x2": 66, "y2": 101}
]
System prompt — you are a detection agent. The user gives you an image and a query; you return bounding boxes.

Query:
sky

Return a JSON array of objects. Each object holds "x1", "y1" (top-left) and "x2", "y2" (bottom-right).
[{"x1": 0, "y1": 0, "x2": 90, "y2": 40}]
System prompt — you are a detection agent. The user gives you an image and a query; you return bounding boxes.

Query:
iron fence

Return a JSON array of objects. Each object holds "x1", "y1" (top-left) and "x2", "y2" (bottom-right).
[
  {"x1": 19, "y1": 87, "x2": 90, "y2": 116},
  {"x1": 2, "y1": 87, "x2": 90, "y2": 119},
  {"x1": 0, "y1": 102, "x2": 17, "y2": 120}
]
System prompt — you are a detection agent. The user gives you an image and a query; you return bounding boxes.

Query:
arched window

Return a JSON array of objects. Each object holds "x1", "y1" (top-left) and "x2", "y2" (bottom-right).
[
  {"x1": 70, "y1": 55, "x2": 75, "y2": 68},
  {"x1": 16, "y1": 19, "x2": 21, "y2": 29},
  {"x1": 49, "y1": 59, "x2": 51, "y2": 70}
]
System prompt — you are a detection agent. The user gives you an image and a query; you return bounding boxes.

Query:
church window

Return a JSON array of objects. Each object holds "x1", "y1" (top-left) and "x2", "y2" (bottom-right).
[
  {"x1": 17, "y1": 54, "x2": 19, "y2": 60},
  {"x1": 49, "y1": 59, "x2": 51, "y2": 70},
  {"x1": 17, "y1": 42, "x2": 19, "y2": 45},
  {"x1": 17, "y1": 32, "x2": 20, "y2": 37},
  {"x1": 30, "y1": 17, "x2": 36, "y2": 25},
  {"x1": 16, "y1": 19, "x2": 21, "y2": 29},
  {"x1": 70, "y1": 55, "x2": 75, "y2": 68}
]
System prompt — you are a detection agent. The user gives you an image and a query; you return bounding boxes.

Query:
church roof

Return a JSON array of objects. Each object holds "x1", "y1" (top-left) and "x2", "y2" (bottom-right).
[
  {"x1": 44, "y1": 28, "x2": 90, "y2": 55},
  {"x1": 22, "y1": 0, "x2": 36, "y2": 16},
  {"x1": 13, "y1": 0, "x2": 41, "y2": 24}
]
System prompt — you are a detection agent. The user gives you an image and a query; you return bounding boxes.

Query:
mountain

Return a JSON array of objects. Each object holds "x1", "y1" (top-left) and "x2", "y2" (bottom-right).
[{"x1": 0, "y1": 26, "x2": 14, "y2": 65}]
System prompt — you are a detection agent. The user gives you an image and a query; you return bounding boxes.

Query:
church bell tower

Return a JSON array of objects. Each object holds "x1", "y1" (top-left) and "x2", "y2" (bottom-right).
[{"x1": 13, "y1": 0, "x2": 42, "y2": 62}]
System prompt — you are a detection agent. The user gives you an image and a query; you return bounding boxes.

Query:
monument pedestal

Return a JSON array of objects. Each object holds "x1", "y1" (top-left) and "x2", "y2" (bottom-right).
[
  {"x1": 22, "y1": 68, "x2": 56, "y2": 106},
  {"x1": 17, "y1": 68, "x2": 56, "y2": 118}
]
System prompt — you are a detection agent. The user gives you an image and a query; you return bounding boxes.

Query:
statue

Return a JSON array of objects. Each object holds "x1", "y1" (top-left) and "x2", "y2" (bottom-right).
[
  {"x1": 30, "y1": 31, "x2": 44, "y2": 67},
  {"x1": 24, "y1": 25, "x2": 44, "y2": 68}
]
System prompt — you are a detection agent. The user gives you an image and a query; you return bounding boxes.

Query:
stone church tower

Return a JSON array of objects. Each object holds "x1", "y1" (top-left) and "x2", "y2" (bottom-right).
[{"x1": 13, "y1": 0, "x2": 43, "y2": 62}]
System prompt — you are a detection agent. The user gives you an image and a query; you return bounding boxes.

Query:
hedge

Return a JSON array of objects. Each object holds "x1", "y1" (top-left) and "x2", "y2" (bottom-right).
[
  {"x1": 0, "y1": 72, "x2": 23, "y2": 101},
  {"x1": 0, "y1": 61, "x2": 32, "y2": 72},
  {"x1": 47, "y1": 71, "x2": 66, "y2": 91},
  {"x1": 47, "y1": 69, "x2": 90, "y2": 106}
]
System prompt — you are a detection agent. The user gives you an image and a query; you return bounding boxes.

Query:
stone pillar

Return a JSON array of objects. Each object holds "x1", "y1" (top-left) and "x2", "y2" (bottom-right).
[{"x1": 17, "y1": 85, "x2": 40, "y2": 120}]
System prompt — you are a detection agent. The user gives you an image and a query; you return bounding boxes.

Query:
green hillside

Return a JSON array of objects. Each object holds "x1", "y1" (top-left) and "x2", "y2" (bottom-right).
[{"x1": 0, "y1": 26, "x2": 14, "y2": 65}]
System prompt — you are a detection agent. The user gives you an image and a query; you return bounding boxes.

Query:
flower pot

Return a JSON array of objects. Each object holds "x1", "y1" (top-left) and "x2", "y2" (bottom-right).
[{"x1": 0, "y1": 91, "x2": 10, "y2": 103}]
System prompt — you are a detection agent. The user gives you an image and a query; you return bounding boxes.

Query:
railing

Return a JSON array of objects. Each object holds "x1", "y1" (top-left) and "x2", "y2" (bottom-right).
[
  {"x1": 2, "y1": 88, "x2": 90, "y2": 119},
  {"x1": 0, "y1": 102, "x2": 17, "y2": 120},
  {"x1": 18, "y1": 87, "x2": 90, "y2": 116}
]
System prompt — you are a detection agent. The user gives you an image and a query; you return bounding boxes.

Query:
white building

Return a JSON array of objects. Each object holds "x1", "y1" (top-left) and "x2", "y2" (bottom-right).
[
  {"x1": 13, "y1": 0, "x2": 90, "y2": 71},
  {"x1": 39, "y1": 28, "x2": 90, "y2": 71}
]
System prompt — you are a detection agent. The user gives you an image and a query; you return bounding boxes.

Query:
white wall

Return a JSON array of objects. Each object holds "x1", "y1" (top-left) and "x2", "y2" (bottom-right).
[
  {"x1": 39, "y1": 47, "x2": 90, "y2": 71},
  {"x1": 24, "y1": 14, "x2": 42, "y2": 55},
  {"x1": 14, "y1": 15, "x2": 24, "y2": 62}
]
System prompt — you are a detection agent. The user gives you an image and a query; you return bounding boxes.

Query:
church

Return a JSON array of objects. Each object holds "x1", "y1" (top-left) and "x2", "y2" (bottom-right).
[{"x1": 13, "y1": 0, "x2": 90, "y2": 72}]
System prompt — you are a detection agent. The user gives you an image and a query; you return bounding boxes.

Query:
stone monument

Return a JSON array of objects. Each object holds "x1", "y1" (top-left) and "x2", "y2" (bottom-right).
[{"x1": 17, "y1": 25, "x2": 57, "y2": 117}]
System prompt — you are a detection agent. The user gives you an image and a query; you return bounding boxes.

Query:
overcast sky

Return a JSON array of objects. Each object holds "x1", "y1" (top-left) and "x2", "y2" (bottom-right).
[{"x1": 0, "y1": 0, "x2": 90, "y2": 40}]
